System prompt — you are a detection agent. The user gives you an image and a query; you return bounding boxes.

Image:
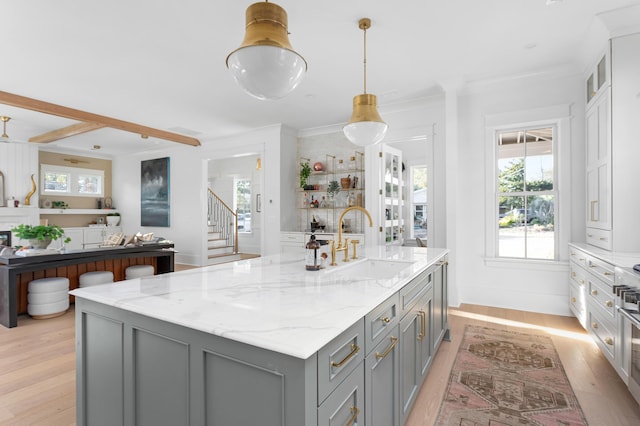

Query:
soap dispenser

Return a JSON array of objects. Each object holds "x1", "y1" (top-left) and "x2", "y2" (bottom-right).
[{"x1": 305, "y1": 233, "x2": 321, "y2": 271}]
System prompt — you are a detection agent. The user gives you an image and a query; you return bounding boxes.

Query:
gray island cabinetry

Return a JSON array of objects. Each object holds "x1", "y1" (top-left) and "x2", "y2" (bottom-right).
[{"x1": 72, "y1": 247, "x2": 449, "y2": 426}]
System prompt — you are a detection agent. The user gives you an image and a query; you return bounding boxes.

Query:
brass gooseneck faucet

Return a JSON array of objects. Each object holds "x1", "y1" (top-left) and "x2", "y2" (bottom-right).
[{"x1": 330, "y1": 206, "x2": 374, "y2": 266}]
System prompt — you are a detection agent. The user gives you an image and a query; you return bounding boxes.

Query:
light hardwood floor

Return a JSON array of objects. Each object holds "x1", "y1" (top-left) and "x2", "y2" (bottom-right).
[{"x1": 1, "y1": 299, "x2": 639, "y2": 425}]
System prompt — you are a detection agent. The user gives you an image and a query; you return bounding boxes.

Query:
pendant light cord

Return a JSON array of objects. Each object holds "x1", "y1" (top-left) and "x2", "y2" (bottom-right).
[{"x1": 363, "y1": 25, "x2": 367, "y2": 94}]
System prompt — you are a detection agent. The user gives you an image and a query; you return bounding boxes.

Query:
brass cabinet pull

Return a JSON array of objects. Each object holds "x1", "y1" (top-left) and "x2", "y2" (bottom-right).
[
  {"x1": 380, "y1": 316, "x2": 391, "y2": 324},
  {"x1": 590, "y1": 200, "x2": 598, "y2": 222},
  {"x1": 375, "y1": 336, "x2": 398, "y2": 360},
  {"x1": 417, "y1": 311, "x2": 426, "y2": 341},
  {"x1": 605, "y1": 300, "x2": 613, "y2": 308},
  {"x1": 579, "y1": 279, "x2": 585, "y2": 285},
  {"x1": 592, "y1": 322, "x2": 598, "y2": 329},
  {"x1": 346, "y1": 406, "x2": 360, "y2": 426},
  {"x1": 571, "y1": 271, "x2": 576, "y2": 277},
  {"x1": 591, "y1": 289, "x2": 598, "y2": 296},
  {"x1": 604, "y1": 272, "x2": 612, "y2": 276},
  {"x1": 571, "y1": 297, "x2": 576, "y2": 303},
  {"x1": 605, "y1": 337, "x2": 614, "y2": 346},
  {"x1": 331, "y1": 344, "x2": 360, "y2": 368}
]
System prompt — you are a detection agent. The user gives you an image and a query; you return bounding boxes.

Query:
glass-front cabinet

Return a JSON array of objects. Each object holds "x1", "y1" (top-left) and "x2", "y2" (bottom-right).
[
  {"x1": 366, "y1": 144, "x2": 404, "y2": 246},
  {"x1": 383, "y1": 148, "x2": 403, "y2": 245}
]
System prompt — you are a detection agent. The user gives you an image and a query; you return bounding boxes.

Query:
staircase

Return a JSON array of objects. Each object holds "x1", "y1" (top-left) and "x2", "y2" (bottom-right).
[{"x1": 207, "y1": 189, "x2": 239, "y2": 265}]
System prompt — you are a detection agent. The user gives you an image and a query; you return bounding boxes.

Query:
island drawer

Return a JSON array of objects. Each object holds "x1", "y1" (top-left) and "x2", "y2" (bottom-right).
[
  {"x1": 317, "y1": 360, "x2": 364, "y2": 425},
  {"x1": 399, "y1": 268, "x2": 432, "y2": 318},
  {"x1": 365, "y1": 293, "x2": 400, "y2": 355},
  {"x1": 317, "y1": 319, "x2": 365, "y2": 404}
]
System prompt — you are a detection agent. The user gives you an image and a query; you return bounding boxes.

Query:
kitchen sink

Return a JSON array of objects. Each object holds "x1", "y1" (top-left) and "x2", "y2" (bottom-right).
[{"x1": 324, "y1": 258, "x2": 414, "y2": 280}]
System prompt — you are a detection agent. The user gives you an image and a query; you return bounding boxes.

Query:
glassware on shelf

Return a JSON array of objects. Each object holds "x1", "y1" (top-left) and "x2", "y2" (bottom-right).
[
  {"x1": 348, "y1": 156, "x2": 356, "y2": 170},
  {"x1": 336, "y1": 159, "x2": 346, "y2": 171},
  {"x1": 348, "y1": 192, "x2": 355, "y2": 207}
]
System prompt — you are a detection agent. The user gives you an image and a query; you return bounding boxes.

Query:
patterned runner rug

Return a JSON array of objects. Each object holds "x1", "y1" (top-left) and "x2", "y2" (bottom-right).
[{"x1": 435, "y1": 325, "x2": 588, "y2": 425}]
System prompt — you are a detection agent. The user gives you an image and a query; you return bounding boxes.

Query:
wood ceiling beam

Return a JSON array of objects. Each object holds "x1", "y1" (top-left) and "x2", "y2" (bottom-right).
[
  {"x1": 0, "y1": 90, "x2": 201, "y2": 147},
  {"x1": 29, "y1": 121, "x2": 106, "y2": 143}
]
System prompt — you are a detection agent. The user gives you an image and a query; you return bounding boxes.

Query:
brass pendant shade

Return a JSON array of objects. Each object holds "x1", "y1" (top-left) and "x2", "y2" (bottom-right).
[
  {"x1": 343, "y1": 18, "x2": 388, "y2": 146},
  {"x1": 226, "y1": 2, "x2": 307, "y2": 100}
]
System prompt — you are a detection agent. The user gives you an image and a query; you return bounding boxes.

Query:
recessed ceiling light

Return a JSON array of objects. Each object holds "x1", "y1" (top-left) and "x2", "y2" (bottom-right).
[
  {"x1": 524, "y1": 43, "x2": 537, "y2": 50},
  {"x1": 546, "y1": 0, "x2": 562, "y2": 5}
]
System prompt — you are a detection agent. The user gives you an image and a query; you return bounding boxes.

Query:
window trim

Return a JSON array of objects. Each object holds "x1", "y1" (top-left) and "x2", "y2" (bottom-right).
[
  {"x1": 41, "y1": 164, "x2": 105, "y2": 197},
  {"x1": 484, "y1": 104, "x2": 572, "y2": 266}
]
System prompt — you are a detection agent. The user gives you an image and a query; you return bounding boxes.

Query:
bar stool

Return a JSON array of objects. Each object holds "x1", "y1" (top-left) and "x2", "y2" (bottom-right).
[
  {"x1": 27, "y1": 277, "x2": 69, "y2": 319},
  {"x1": 79, "y1": 271, "x2": 114, "y2": 288},
  {"x1": 125, "y1": 265, "x2": 154, "y2": 279}
]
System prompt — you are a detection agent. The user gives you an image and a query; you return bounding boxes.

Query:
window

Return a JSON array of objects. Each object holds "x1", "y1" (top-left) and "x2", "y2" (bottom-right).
[
  {"x1": 496, "y1": 126, "x2": 556, "y2": 260},
  {"x1": 234, "y1": 178, "x2": 251, "y2": 233},
  {"x1": 41, "y1": 164, "x2": 104, "y2": 197},
  {"x1": 410, "y1": 165, "x2": 427, "y2": 240}
]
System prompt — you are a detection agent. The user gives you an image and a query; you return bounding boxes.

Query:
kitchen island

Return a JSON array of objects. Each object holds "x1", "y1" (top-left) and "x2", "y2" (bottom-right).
[
  {"x1": 0, "y1": 243, "x2": 174, "y2": 328},
  {"x1": 71, "y1": 245, "x2": 449, "y2": 426}
]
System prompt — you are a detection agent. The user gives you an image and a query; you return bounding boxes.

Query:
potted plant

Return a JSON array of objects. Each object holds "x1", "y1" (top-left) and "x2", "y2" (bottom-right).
[
  {"x1": 300, "y1": 161, "x2": 312, "y2": 190},
  {"x1": 106, "y1": 212, "x2": 121, "y2": 226},
  {"x1": 11, "y1": 224, "x2": 71, "y2": 249}
]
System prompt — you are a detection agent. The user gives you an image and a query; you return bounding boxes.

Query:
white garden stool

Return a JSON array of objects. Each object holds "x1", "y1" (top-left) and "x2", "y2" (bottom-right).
[
  {"x1": 27, "y1": 277, "x2": 69, "y2": 319},
  {"x1": 125, "y1": 265, "x2": 154, "y2": 279},
  {"x1": 79, "y1": 271, "x2": 114, "y2": 288}
]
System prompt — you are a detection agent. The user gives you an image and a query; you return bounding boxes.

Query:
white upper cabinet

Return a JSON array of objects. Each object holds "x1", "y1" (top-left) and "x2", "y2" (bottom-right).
[{"x1": 584, "y1": 33, "x2": 640, "y2": 252}]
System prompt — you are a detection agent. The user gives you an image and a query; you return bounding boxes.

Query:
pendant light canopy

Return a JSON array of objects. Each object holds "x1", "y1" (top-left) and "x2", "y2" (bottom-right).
[
  {"x1": 226, "y1": 1, "x2": 307, "y2": 100},
  {"x1": 343, "y1": 18, "x2": 388, "y2": 146}
]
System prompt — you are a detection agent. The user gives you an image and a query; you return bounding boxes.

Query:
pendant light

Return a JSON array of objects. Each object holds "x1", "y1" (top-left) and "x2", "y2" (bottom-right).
[
  {"x1": 342, "y1": 18, "x2": 389, "y2": 146},
  {"x1": 226, "y1": 1, "x2": 307, "y2": 100},
  {"x1": 1, "y1": 116, "x2": 12, "y2": 143},
  {"x1": 343, "y1": 18, "x2": 388, "y2": 146}
]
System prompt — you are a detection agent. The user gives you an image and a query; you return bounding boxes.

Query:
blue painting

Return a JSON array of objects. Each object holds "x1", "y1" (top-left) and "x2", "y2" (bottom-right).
[{"x1": 141, "y1": 157, "x2": 170, "y2": 227}]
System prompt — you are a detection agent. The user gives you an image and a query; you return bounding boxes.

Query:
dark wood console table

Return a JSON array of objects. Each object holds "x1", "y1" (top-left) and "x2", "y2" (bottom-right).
[{"x1": 0, "y1": 243, "x2": 175, "y2": 328}]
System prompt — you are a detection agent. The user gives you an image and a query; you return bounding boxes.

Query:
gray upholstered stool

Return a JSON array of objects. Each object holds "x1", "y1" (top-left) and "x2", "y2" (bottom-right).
[
  {"x1": 79, "y1": 271, "x2": 114, "y2": 288},
  {"x1": 27, "y1": 277, "x2": 69, "y2": 319},
  {"x1": 125, "y1": 265, "x2": 154, "y2": 279}
]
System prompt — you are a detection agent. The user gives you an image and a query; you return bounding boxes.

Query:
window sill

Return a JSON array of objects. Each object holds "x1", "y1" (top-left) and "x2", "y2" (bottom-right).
[{"x1": 484, "y1": 257, "x2": 569, "y2": 272}]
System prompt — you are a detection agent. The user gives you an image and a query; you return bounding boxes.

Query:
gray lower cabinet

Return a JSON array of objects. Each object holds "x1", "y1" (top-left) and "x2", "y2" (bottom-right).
[
  {"x1": 400, "y1": 283, "x2": 433, "y2": 425},
  {"x1": 432, "y1": 259, "x2": 449, "y2": 349},
  {"x1": 366, "y1": 326, "x2": 401, "y2": 426},
  {"x1": 76, "y1": 255, "x2": 449, "y2": 426}
]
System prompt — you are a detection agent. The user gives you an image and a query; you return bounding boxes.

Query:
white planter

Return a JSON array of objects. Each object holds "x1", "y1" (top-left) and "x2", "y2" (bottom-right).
[{"x1": 106, "y1": 216, "x2": 120, "y2": 226}]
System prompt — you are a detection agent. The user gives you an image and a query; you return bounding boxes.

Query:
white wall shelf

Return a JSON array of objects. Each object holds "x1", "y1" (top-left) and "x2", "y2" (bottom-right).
[{"x1": 39, "y1": 209, "x2": 119, "y2": 215}]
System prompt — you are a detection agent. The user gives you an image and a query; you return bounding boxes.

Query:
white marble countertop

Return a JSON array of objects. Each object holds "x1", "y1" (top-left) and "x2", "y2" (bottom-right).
[{"x1": 71, "y1": 245, "x2": 448, "y2": 359}]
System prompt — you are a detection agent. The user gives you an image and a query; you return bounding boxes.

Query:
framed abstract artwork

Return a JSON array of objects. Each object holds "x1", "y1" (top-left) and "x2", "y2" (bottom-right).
[{"x1": 141, "y1": 157, "x2": 170, "y2": 227}]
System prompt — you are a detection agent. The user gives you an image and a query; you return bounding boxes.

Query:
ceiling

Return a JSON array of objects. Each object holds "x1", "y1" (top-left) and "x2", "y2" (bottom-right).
[{"x1": 2, "y1": 0, "x2": 638, "y2": 156}]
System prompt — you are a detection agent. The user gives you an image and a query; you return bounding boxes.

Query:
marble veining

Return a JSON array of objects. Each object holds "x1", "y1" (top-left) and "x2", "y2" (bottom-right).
[{"x1": 71, "y1": 246, "x2": 448, "y2": 359}]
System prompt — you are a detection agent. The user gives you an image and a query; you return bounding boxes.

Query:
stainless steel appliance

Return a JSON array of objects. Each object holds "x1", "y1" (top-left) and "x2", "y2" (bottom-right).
[{"x1": 616, "y1": 266, "x2": 640, "y2": 405}]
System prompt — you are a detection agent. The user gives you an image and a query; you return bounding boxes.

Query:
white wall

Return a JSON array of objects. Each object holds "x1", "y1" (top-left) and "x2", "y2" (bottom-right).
[
  {"x1": 112, "y1": 125, "x2": 284, "y2": 265},
  {"x1": 450, "y1": 72, "x2": 585, "y2": 316},
  {"x1": 0, "y1": 143, "x2": 39, "y2": 209}
]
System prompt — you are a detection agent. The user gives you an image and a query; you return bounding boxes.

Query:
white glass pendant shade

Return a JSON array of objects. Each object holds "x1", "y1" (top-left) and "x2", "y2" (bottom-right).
[
  {"x1": 343, "y1": 93, "x2": 388, "y2": 146},
  {"x1": 227, "y1": 45, "x2": 306, "y2": 100},
  {"x1": 226, "y1": 2, "x2": 307, "y2": 100}
]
